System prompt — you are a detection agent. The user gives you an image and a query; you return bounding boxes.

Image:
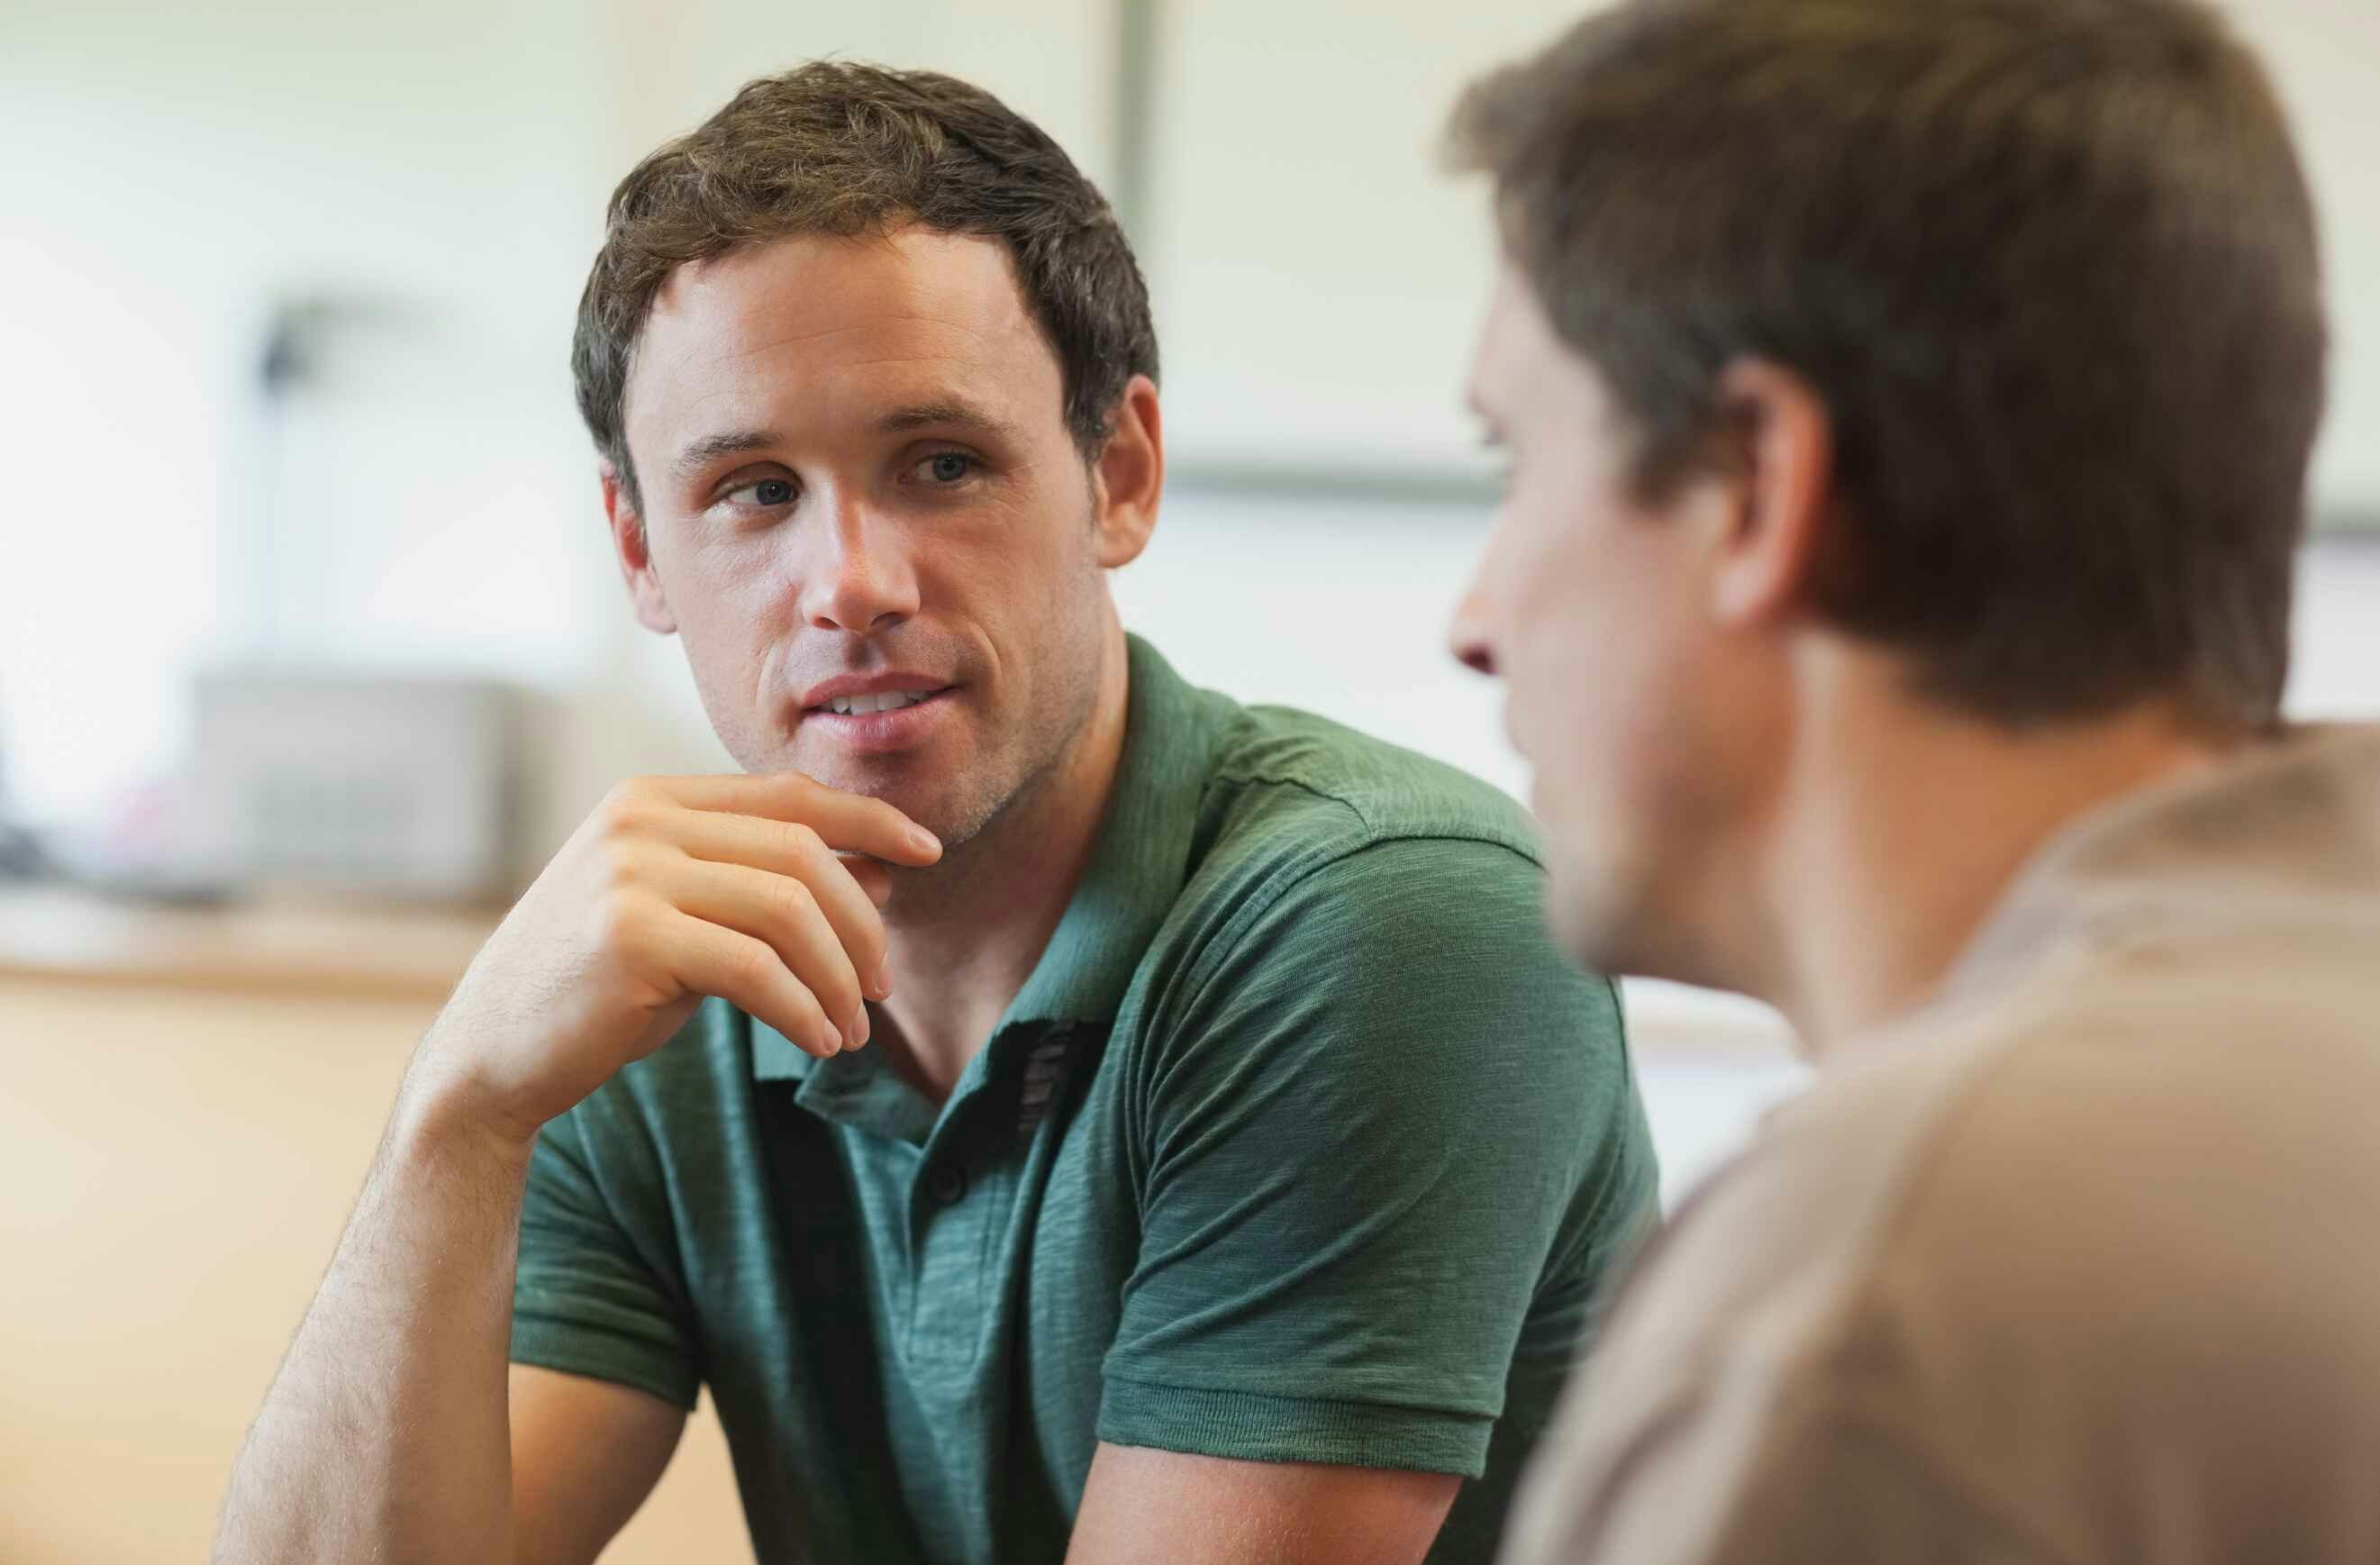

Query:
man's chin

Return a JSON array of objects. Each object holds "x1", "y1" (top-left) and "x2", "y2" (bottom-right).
[
  {"x1": 1545, "y1": 851, "x2": 1657, "y2": 978},
  {"x1": 1544, "y1": 879, "x2": 1614, "y2": 975},
  {"x1": 827, "y1": 769, "x2": 1006, "y2": 858},
  {"x1": 774, "y1": 753, "x2": 938, "y2": 829}
]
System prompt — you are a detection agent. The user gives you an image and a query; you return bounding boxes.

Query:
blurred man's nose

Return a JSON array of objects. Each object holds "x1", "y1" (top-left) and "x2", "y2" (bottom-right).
[
  {"x1": 798, "y1": 491, "x2": 920, "y2": 636},
  {"x1": 1448, "y1": 583, "x2": 1500, "y2": 677}
]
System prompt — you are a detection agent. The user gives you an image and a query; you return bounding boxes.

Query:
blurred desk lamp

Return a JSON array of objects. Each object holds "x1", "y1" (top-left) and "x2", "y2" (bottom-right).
[{"x1": 249, "y1": 293, "x2": 423, "y2": 652}]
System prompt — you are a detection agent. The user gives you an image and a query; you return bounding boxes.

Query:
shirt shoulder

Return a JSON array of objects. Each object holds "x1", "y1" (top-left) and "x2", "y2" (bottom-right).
[
  {"x1": 1519, "y1": 951, "x2": 2380, "y2": 1565},
  {"x1": 1835, "y1": 960, "x2": 2380, "y2": 1561},
  {"x1": 1111, "y1": 699, "x2": 1572, "y2": 1037},
  {"x1": 1129, "y1": 699, "x2": 1603, "y2": 1036},
  {"x1": 1500, "y1": 1005, "x2": 2057, "y2": 1564},
  {"x1": 1107, "y1": 700, "x2": 1645, "y2": 1267},
  {"x1": 1198, "y1": 700, "x2": 1547, "y2": 869}
]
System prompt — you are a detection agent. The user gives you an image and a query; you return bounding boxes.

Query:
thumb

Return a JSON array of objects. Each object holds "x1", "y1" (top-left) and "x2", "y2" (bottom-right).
[{"x1": 838, "y1": 852, "x2": 896, "y2": 910}]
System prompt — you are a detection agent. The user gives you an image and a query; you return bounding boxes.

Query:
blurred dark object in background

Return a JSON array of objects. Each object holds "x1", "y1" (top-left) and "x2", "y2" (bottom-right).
[
  {"x1": 0, "y1": 819, "x2": 49, "y2": 882},
  {"x1": 0, "y1": 706, "x2": 50, "y2": 880}
]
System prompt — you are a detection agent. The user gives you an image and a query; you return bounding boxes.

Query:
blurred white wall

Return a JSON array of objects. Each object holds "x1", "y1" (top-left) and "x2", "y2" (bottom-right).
[
  {"x1": 1144, "y1": 0, "x2": 1577, "y2": 466},
  {"x1": 5, "y1": 0, "x2": 2376, "y2": 826},
  {"x1": 2253, "y1": 0, "x2": 2380, "y2": 513}
]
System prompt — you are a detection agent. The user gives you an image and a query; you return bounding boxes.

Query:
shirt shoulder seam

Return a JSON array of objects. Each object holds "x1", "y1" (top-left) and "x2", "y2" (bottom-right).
[{"x1": 1203, "y1": 728, "x2": 1546, "y2": 857}]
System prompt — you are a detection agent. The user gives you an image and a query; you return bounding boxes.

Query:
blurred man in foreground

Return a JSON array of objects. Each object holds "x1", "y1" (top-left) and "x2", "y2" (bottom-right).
[
  {"x1": 1447, "y1": 0, "x2": 2380, "y2": 1560},
  {"x1": 214, "y1": 62, "x2": 1656, "y2": 1565}
]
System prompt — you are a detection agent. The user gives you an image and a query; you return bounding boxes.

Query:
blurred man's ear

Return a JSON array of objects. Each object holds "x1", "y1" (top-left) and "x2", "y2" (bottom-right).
[
  {"x1": 1091, "y1": 375, "x2": 1164, "y2": 569},
  {"x1": 1705, "y1": 359, "x2": 1837, "y2": 631},
  {"x1": 603, "y1": 463, "x2": 678, "y2": 635}
]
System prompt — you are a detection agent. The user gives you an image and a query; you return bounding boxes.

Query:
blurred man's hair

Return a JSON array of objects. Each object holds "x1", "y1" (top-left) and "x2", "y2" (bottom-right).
[
  {"x1": 1449, "y1": 0, "x2": 2327, "y2": 729},
  {"x1": 575, "y1": 62, "x2": 1158, "y2": 513}
]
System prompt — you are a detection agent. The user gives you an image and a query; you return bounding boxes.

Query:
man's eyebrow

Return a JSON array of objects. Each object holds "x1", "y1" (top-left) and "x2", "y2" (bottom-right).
[
  {"x1": 671, "y1": 428, "x2": 781, "y2": 483},
  {"x1": 668, "y1": 402, "x2": 1017, "y2": 483},
  {"x1": 875, "y1": 399, "x2": 1019, "y2": 439}
]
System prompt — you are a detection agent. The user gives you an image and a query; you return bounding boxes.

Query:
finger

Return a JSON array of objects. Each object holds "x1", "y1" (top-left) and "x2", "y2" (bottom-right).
[
  {"x1": 665, "y1": 858, "x2": 870, "y2": 1047},
  {"x1": 661, "y1": 909, "x2": 843, "y2": 1058},
  {"x1": 651, "y1": 773, "x2": 942, "y2": 866},
  {"x1": 664, "y1": 811, "x2": 891, "y2": 997}
]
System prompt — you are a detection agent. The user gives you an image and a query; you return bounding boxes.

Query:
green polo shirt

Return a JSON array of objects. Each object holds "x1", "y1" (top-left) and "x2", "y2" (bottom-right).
[{"x1": 510, "y1": 634, "x2": 1657, "y2": 1564}]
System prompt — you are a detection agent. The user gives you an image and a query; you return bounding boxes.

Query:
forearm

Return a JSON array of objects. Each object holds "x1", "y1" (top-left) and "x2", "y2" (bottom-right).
[
  {"x1": 209, "y1": 770, "x2": 921, "y2": 1562},
  {"x1": 214, "y1": 1065, "x2": 533, "y2": 1565},
  {"x1": 1067, "y1": 1444, "x2": 1459, "y2": 1565}
]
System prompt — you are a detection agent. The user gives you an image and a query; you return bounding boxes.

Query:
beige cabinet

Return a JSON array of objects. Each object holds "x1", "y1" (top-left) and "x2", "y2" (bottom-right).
[{"x1": 0, "y1": 902, "x2": 751, "y2": 1565}]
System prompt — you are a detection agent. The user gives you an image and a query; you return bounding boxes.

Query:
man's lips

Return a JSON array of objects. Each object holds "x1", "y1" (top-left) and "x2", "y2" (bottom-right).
[
  {"x1": 796, "y1": 672, "x2": 954, "y2": 714},
  {"x1": 793, "y1": 681, "x2": 958, "y2": 754}
]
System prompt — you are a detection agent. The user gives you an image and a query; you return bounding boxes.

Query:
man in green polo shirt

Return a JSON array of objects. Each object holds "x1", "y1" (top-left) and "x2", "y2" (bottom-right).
[{"x1": 214, "y1": 63, "x2": 1654, "y2": 1565}]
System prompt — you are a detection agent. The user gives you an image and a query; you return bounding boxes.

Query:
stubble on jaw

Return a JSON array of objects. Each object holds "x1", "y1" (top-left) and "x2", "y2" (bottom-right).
[{"x1": 854, "y1": 502, "x2": 1114, "y2": 865}]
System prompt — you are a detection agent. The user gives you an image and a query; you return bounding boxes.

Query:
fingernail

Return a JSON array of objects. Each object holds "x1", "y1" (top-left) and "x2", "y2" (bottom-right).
[
  {"x1": 871, "y1": 962, "x2": 894, "y2": 998},
  {"x1": 819, "y1": 1024, "x2": 843, "y2": 1055},
  {"x1": 908, "y1": 826, "x2": 941, "y2": 857},
  {"x1": 849, "y1": 1008, "x2": 871, "y2": 1049}
]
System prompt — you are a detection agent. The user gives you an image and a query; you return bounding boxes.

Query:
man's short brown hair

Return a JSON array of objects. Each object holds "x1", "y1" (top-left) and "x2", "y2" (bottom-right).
[
  {"x1": 1449, "y1": 0, "x2": 2328, "y2": 729},
  {"x1": 574, "y1": 62, "x2": 1158, "y2": 512}
]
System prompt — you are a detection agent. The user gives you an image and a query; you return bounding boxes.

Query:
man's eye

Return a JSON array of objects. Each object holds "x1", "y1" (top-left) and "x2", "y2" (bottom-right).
[
  {"x1": 916, "y1": 451, "x2": 977, "y2": 485},
  {"x1": 718, "y1": 476, "x2": 795, "y2": 507}
]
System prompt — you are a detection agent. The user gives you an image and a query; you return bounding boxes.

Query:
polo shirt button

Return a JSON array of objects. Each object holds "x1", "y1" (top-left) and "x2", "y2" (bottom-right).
[{"x1": 927, "y1": 1164, "x2": 967, "y2": 1206}]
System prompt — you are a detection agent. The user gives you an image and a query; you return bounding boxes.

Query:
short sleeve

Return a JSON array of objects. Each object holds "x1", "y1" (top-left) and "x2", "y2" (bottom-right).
[
  {"x1": 1097, "y1": 834, "x2": 1653, "y2": 1479},
  {"x1": 510, "y1": 1092, "x2": 703, "y2": 1410}
]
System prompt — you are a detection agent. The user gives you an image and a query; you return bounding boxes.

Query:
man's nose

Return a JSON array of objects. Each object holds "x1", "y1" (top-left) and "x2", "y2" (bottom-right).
[
  {"x1": 797, "y1": 492, "x2": 920, "y2": 636},
  {"x1": 1447, "y1": 583, "x2": 1500, "y2": 677}
]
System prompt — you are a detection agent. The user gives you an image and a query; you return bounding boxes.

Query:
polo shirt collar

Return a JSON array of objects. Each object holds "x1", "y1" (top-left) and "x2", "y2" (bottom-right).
[{"x1": 750, "y1": 634, "x2": 1226, "y2": 1084}]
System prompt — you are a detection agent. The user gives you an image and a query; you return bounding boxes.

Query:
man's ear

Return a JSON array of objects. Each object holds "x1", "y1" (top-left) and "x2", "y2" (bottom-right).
[
  {"x1": 1090, "y1": 375, "x2": 1163, "y2": 570},
  {"x1": 603, "y1": 462, "x2": 677, "y2": 634},
  {"x1": 1705, "y1": 359, "x2": 1837, "y2": 630}
]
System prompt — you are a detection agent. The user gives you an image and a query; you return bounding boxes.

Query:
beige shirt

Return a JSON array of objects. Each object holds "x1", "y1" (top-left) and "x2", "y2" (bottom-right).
[{"x1": 1504, "y1": 725, "x2": 2380, "y2": 1565}]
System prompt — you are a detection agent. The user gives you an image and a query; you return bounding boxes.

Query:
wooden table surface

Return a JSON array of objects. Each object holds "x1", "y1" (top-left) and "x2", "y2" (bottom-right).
[{"x1": 0, "y1": 885, "x2": 500, "y2": 999}]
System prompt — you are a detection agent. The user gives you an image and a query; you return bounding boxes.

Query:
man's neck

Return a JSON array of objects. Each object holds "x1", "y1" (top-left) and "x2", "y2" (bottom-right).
[
  {"x1": 869, "y1": 631, "x2": 1132, "y2": 1103},
  {"x1": 1749, "y1": 651, "x2": 2240, "y2": 1054}
]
